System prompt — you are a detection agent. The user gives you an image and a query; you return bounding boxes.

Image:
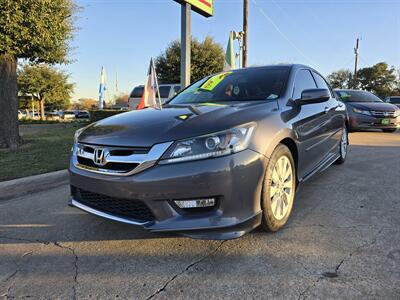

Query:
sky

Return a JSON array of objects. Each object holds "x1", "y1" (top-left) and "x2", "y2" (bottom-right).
[{"x1": 65, "y1": 0, "x2": 400, "y2": 102}]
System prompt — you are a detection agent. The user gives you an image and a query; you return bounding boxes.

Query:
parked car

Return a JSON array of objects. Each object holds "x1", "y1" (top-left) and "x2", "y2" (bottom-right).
[
  {"x1": 69, "y1": 64, "x2": 348, "y2": 240},
  {"x1": 127, "y1": 85, "x2": 144, "y2": 110},
  {"x1": 18, "y1": 110, "x2": 27, "y2": 120},
  {"x1": 61, "y1": 110, "x2": 76, "y2": 121},
  {"x1": 28, "y1": 111, "x2": 40, "y2": 119},
  {"x1": 45, "y1": 111, "x2": 61, "y2": 121},
  {"x1": 128, "y1": 84, "x2": 181, "y2": 110},
  {"x1": 75, "y1": 110, "x2": 90, "y2": 119},
  {"x1": 335, "y1": 90, "x2": 400, "y2": 132},
  {"x1": 385, "y1": 96, "x2": 400, "y2": 108}
]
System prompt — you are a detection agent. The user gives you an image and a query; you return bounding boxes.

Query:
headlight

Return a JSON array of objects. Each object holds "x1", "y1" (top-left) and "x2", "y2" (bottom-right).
[
  {"x1": 352, "y1": 108, "x2": 372, "y2": 116},
  {"x1": 159, "y1": 123, "x2": 256, "y2": 164},
  {"x1": 395, "y1": 110, "x2": 400, "y2": 117}
]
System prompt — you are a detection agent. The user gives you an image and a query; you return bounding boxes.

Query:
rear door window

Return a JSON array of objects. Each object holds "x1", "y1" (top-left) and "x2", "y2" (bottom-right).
[
  {"x1": 312, "y1": 72, "x2": 330, "y2": 90},
  {"x1": 293, "y1": 69, "x2": 317, "y2": 100}
]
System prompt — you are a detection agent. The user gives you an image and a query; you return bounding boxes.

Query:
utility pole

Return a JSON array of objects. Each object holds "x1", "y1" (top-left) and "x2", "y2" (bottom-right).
[
  {"x1": 243, "y1": 0, "x2": 248, "y2": 68},
  {"x1": 354, "y1": 38, "x2": 359, "y2": 79},
  {"x1": 115, "y1": 72, "x2": 119, "y2": 95},
  {"x1": 181, "y1": 3, "x2": 191, "y2": 88}
]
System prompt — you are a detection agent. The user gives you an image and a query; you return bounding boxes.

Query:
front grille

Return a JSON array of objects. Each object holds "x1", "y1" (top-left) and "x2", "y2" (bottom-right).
[
  {"x1": 370, "y1": 110, "x2": 396, "y2": 117},
  {"x1": 73, "y1": 187, "x2": 155, "y2": 221},
  {"x1": 75, "y1": 143, "x2": 148, "y2": 174},
  {"x1": 77, "y1": 156, "x2": 139, "y2": 172}
]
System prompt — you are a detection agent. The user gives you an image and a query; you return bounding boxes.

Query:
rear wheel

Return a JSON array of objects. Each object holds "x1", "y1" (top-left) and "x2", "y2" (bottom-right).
[
  {"x1": 261, "y1": 144, "x2": 296, "y2": 232},
  {"x1": 335, "y1": 127, "x2": 348, "y2": 165},
  {"x1": 382, "y1": 128, "x2": 397, "y2": 133}
]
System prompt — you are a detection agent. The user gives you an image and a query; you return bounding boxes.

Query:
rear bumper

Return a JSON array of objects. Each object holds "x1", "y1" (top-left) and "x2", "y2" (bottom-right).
[{"x1": 69, "y1": 149, "x2": 268, "y2": 240}]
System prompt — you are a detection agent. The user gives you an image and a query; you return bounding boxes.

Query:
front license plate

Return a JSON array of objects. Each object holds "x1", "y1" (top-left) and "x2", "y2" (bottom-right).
[{"x1": 381, "y1": 119, "x2": 390, "y2": 125}]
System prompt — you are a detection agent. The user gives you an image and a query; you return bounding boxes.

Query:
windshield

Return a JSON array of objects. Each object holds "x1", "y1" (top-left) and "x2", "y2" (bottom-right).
[
  {"x1": 388, "y1": 97, "x2": 400, "y2": 104},
  {"x1": 169, "y1": 67, "x2": 289, "y2": 105},
  {"x1": 335, "y1": 90, "x2": 382, "y2": 103}
]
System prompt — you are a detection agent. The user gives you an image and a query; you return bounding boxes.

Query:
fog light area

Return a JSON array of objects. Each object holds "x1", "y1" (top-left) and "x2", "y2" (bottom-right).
[{"x1": 174, "y1": 198, "x2": 216, "y2": 209}]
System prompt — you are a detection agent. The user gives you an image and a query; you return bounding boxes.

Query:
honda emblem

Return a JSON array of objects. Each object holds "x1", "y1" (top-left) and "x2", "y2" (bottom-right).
[{"x1": 93, "y1": 148, "x2": 108, "y2": 166}]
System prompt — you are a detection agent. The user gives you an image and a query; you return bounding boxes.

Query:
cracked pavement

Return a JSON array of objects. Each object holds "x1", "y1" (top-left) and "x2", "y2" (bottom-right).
[{"x1": 0, "y1": 131, "x2": 399, "y2": 299}]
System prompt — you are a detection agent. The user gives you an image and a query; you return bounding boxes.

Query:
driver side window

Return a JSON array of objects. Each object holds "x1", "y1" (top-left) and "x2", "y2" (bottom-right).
[{"x1": 293, "y1": 69, "x2": 317, "y2": 100}]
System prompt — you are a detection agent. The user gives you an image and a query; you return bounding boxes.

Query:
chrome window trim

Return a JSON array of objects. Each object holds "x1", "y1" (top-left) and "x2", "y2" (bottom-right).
[
  {"x1": 71, "y1": 199, "x2": 151, "y2": 226},
  {"x1": 72, "y1": 141, "x2": 173, "y2": 176}
]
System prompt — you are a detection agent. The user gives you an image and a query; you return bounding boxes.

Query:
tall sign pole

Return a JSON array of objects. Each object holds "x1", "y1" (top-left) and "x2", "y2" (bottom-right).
[
  {"x1": 354, "y1": 38, "x2": 360, "y2": 80},
  {"x1": 173, "y1": 1, "x2": 214, "y2": 87},
  {"x1": 181, "y1": 3, "x2": 191, "y2": 88},
  {"x1": 243, "y1": 0, "x2": 248, "y2": 68}
]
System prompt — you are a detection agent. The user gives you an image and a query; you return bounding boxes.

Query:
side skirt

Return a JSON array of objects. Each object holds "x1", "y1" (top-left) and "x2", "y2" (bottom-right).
[{"x1": 299, "y1": 152, "x2": 340, "y2": 183}]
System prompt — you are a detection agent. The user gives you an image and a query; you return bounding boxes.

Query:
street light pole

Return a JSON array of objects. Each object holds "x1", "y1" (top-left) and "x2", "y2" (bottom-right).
[{"x1": 181, "y1": 3, "x2": 191, "y2": 88}]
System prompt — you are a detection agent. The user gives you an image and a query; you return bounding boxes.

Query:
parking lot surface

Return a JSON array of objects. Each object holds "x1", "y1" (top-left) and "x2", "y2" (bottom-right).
[{"x1": 1, "y1": 131, "x2": 399, "y2": 299}]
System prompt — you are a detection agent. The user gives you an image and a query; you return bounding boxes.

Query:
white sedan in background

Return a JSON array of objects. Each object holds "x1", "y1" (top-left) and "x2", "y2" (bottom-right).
[{"x1": 128, "y1": 84, "x2": 181, "y2": 110}]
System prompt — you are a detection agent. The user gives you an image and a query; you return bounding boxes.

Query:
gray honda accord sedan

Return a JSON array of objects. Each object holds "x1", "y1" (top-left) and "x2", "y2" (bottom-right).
[{"x1": 69, "y1": 64, "x2": 348, "y2": 240}]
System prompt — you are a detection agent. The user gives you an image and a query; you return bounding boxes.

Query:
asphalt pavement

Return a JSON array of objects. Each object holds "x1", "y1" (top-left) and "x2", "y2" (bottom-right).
[{"x1": 1, "y1": 131, "x2": 399, "y2": 299}]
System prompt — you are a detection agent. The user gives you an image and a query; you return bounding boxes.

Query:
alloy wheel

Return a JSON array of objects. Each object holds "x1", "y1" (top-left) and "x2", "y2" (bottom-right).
[
  {"x1": 341, "y1": 128, "x2": 348, "y2": 159},
  {"x1": 270, "y1": 156, "x2": 294, "y2": 220}
]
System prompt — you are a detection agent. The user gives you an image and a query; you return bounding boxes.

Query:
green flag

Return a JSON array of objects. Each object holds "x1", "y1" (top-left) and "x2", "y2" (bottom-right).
[{"x1": 224, "y1": 31, "x2": 236, "y2": 71}]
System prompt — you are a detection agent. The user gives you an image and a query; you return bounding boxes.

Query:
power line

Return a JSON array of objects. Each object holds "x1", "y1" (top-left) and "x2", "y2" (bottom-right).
[{"x1": 251, "y1": 0, "x2": 317, "y2": 66}]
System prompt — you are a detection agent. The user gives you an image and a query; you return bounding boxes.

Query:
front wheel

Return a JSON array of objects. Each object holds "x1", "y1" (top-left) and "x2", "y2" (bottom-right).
[{"x1": 261, "y1": 144, "x2": 296, "y2": 232}]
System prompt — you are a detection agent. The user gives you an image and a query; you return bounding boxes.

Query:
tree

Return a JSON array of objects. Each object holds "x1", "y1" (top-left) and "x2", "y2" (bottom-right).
[
  {"x1": 75, "y1": 98, "x2": 98, "y2": 110},
  {"x1": 114, "y1": 94, "x2": 129, "y2": 106},
  {"x1": 327, "y1": 69, "x2": 354, "y2": 89},
  {"x1": 356, "y1": 62, "x2": 397, "y2": 99},
  {"x1": 155, "y1": 36, "x2": 225, "y2": 84},
  {"x1": 18, "y1": 64, "x2": 74, "y2": 117},
  {"x1": 0, "y1": 0, "x2": 76, "y2": 148}
]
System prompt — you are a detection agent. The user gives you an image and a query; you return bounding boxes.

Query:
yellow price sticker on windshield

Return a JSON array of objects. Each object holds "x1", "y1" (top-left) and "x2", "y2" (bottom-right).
[{"x1": 201, "y1": 72, "x2": 232, "y2": 91}]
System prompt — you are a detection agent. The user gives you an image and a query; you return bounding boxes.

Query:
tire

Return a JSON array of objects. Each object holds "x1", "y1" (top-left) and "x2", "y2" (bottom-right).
[
  {"x1": 335, "y1": 127, "x2": 348, "y2": 165},
  {"x1": 261, "y1": 144, "x2": 296, "y2": 232},
  {"x1": 382, "y1": 128, "x2": 397, "y2": 133}
]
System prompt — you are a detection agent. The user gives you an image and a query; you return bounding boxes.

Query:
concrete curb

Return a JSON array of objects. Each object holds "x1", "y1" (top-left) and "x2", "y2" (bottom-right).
[{"x1": 0, "y1": 170, "x2": 69, "y2": 201}]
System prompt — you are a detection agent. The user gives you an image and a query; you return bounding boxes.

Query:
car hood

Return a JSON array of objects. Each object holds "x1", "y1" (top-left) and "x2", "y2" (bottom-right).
[
  {"x1": 346, "y1": 102, "x2": 398, "y2": 112},
  {"x1": 78, "y1": 102, "x2": 276, "y2": 147}
]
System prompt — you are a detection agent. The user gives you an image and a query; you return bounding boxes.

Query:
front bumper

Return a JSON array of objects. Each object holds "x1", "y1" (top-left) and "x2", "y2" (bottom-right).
[
  {"x1": 349, "y1": 114, "x2": 400, "y2": 130},
  {"x1": 69, "y1": 149, "x2": 267, "y2": 240}
]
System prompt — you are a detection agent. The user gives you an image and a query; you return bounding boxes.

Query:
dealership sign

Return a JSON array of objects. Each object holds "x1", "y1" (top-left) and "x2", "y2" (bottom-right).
[{"x1": 173, "y1": 0, "x2": 213, "y2": 17}]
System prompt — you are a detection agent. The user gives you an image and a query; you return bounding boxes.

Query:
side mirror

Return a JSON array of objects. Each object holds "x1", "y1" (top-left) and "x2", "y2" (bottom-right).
[{"x1": 296, "y1": 88, "x2": 331, "y2": 105}]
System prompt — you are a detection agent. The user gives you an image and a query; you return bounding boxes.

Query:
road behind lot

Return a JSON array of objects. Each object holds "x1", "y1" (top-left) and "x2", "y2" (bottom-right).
[{"x1": 1, "y1": 132, "x2": 399, "y2": 299}]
